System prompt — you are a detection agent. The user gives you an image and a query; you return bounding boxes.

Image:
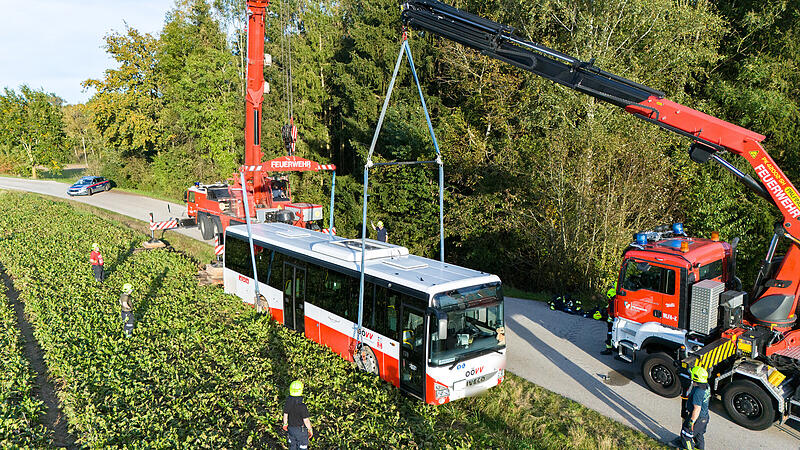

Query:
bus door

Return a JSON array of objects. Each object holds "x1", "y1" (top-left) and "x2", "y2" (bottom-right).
[
  {"x1": 283, "y1": 262, "x2": 306, "y2": 333},
  {"x1": 400, "y1": 303, "x2": 425, "y2": 399}
]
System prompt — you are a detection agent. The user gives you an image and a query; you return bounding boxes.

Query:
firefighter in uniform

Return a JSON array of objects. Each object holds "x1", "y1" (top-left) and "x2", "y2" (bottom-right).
[
  {"x1": 600, "y1": 283, "x2": 616, "y2": 355},
  {"x1": 119, "y1": 283, "x2": 135, "y2": 337},
  {"x1": 283, "y1": 380, "x2": 313, "y2": 449},
  {"x1": 672, "y1": 366, "x2": 711, "y2": 449},
  {"x1": 90, "y1": 243, "x2": 104, "y2": 283}
]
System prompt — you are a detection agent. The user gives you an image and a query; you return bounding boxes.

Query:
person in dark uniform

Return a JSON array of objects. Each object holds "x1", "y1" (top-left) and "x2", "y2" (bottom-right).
[
  {"x1": 600, "y1": 283, "x2": 616, "y2": 355},
  {"x1": 371, "y1": 220, "x2": 388, "y2": 243},
  {"x1": 671, "y1": 366, "x2": 711, "y2": 449},
  {"x1": 283, "y1": 380, "x2": 313, "y2": 449},
  {"x1": 119, "y1": 283, "x2": 135, "y2": 337}
]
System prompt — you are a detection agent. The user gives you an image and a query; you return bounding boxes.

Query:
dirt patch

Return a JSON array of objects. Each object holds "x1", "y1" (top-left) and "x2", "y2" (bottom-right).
[{"x1": 0, "y1": 264, "x2": 78, "y2": 448}]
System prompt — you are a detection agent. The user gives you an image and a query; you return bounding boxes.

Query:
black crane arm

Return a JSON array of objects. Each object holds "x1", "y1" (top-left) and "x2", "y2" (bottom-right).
[{"x1": 401, "y1": 0, "x2": 664, "y2": 109}]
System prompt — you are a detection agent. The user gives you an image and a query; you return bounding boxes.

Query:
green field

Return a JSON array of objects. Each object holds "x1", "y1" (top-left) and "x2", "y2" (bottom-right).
[{"x1": 0, "y1": 192, "x2": 663, "y2": 448}]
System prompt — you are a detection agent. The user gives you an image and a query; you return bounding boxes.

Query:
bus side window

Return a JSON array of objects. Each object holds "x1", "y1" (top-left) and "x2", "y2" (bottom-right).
[
  {"x1": 324, "y1": 269, "x2": 351, "y2": 319},
  {"x1": 374, "y1": 286, "x2": 397, "y2": 340},
  {"x1": 362, "y1": 282, "x2": 376, "y2": 328},
  {"x1": 304, "y1": 265, "x2": 324, "y2": 307}
]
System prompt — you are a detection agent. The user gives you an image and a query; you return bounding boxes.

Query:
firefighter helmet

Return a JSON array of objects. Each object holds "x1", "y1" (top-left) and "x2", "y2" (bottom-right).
[
  {"x1": 289, "y1": 380, "x2": 304, "y2": 396},
  {"x1": 690, "y1": 366, "x2": 708, "y2": 383},
  {"x1": 122, "y1": 283, "x2": 133, "y2": 294}
]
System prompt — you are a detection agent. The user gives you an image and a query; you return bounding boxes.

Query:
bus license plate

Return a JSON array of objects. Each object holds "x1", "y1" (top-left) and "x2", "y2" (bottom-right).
[{"x1": 466, "y1": 375, "x2": 487, "y2": 387}]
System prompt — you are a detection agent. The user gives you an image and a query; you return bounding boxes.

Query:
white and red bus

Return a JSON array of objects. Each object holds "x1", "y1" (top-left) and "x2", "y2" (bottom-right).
[{"x1": 223, "y1": 222, "x2": 506, "y2": 404}]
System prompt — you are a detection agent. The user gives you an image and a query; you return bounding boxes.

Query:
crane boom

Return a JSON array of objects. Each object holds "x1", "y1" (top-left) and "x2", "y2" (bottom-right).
[{"x1": 401, "y1": 0, "x2": 800, "y2": 236}]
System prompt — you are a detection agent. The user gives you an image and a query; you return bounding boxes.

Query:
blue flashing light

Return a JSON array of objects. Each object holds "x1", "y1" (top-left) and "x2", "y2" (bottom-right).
[
  {"x1": 672, "y1": 223, "x2": 684, "y2": 235},
  {"x1": 661, "y1": 239, "x2": 684, "y2": 249},
  {"x1": 635, "y1": 233, "x2": 648, "y2": 246}
]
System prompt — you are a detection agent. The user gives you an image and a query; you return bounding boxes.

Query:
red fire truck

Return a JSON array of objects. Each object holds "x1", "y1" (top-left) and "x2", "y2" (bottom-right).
[
  {"x1": 402, "y1": 0, "x2": 800, "y2": 431},
  {"x1": 184, "y1": 0, "x2": 334, "y2": 240}
]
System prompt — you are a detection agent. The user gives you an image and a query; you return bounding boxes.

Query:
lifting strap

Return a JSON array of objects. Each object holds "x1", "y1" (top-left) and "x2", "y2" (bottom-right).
[
  {"x1": 353, "y1": 33, "x2": 446, "y2": 356},
  {"x1": 280, "y1": 0, "x2": 296, "y2": 155}
]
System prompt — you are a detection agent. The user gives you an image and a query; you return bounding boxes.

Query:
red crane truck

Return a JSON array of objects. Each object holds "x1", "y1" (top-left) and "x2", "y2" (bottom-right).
[
  {"x1": 185, "y1": 0, "x2": 334, "y2": 240},
  {"x1": 402, "y1": 0, "x2": 800, "y2": 430}
]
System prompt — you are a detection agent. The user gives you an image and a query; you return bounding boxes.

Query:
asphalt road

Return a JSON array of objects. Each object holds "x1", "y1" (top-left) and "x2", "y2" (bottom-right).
[
  {"x1": 506, "y1": 298, "x2": 800, "y2": 449},
  {"x1": 2, "y1": 176, "x2": 798, "y2": 449},
  {"x1": 0, "y1": 177, "x2": 206, "y2": 242}
]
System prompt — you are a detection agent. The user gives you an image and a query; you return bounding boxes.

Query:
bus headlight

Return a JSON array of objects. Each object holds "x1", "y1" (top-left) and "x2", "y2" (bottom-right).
[{"x1": 434, "y1": 383, "x2": 450, "y2": 399}]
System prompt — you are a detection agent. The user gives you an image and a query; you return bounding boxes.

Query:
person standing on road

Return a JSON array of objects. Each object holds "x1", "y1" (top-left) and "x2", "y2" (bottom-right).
[
  {"x1": 90, "y1": 243, "x2": 104, "y2": 283},
  {"x1": 371, "y1": 220, "x2": 388, "y2": 243},
  {"x1": 283, "y1": 380, "x2": 313, "y2": 450},
  {"x1": 673, "y1": 366, "x2": 711, "y2": 450},
  {"x1": 119, "y1": 283, "x2": 135, "y2": 337},
  {"x1": 600, "y1": 283, "x2": 616, "y2": 355}
]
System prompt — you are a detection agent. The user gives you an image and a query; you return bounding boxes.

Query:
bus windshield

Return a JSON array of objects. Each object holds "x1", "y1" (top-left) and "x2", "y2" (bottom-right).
[{"x1": 429, "y1": 284, "x2": 504, "y2": 366}]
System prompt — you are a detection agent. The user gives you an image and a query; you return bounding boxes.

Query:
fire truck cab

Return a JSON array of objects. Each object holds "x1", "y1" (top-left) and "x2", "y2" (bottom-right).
[{"x1": 612, "y1": 224, "x2": 740, "y2": 396}]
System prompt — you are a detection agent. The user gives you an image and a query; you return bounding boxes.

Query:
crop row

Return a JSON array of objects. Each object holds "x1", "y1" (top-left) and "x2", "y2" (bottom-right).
[
  {"x1": 0, "y1": 276, "x2": 51, "y2": 447},
  {"x1": 0, "y1": 192, "x2": 535, "y2": 448}
]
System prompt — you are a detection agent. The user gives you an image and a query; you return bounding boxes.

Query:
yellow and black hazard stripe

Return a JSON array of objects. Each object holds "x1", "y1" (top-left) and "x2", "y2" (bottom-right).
[{"x1": 691, "y1": 338, "x2": 738, "y2": 370}]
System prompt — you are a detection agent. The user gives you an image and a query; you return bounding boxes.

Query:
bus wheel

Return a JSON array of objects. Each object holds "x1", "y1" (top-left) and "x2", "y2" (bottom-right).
[
  {"x1": 722, "y1": 380, "x2": 776, "y2": 431},
  {"x1": 355, "y1": 345, "x2": 379, "y2": 375},
  {"x1": 198, "y1": 213, "x2": 213, "y2": 240},
  {"x1": 642, "y1": 352, "x2": 681, "y2": 398}
]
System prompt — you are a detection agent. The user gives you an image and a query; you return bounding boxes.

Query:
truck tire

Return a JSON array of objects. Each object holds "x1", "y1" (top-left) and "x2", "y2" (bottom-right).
[
  {"x1": 642, "y1": 352, "x2": 681, "y2": 398},
  {"x1": 722, "y1": 380, "x2": 776, "y2": 431},
  {"x1": 211, "y1": 216, "x2": 222, "y2": 237},
  {"x1": 198, "y1": 213, "x2": 213, "y2": 240}
]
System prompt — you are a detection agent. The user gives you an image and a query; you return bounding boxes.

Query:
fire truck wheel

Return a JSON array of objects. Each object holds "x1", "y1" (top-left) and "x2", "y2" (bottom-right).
[
  {"x1": 198, "y1": 213, "x2": 213, "y2": 240},
  {"x1": 722, "y1": 380, "x2": 776, "y2": 431},
  {"x1": 641, "y1": 352, "x2": 681, "y2": 398},
  {"x1": 355, "y1": 345, "x2": 380, "y2": 376}
]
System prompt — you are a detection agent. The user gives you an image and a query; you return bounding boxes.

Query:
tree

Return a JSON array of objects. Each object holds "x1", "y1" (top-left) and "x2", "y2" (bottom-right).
[
  {"x1": 429, "y1": 0, "x2": 726, "y2": 291},
  {"x1": 63, "y1": 103, "x2": 105, "y2": 170},
  {"x1": 0, "y1": 86, "x2": 68, "y2": 178}
]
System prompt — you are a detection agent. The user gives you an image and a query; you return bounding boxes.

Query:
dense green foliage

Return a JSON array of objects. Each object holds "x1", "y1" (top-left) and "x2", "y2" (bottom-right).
[
  {"x1": 5, "y1": 0, "x2": 799, "y2": 296},
  {"x1": 0, "y1": 280, "x2": 51, "y2": 447},
  {"x1": 0, "y1": 86, "x2": 68, "y2": 177},
  {"x1": 0, "y1": 192, "x2": 662, "y2": 448}
]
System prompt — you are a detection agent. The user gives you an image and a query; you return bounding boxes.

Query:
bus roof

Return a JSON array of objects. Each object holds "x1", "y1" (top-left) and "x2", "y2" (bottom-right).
[{"x1": 226, "y1": 222, "x2": 501, "y2": 297}]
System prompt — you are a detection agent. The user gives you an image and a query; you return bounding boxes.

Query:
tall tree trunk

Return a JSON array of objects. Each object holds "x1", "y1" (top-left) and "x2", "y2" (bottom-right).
[{"x1": 22, "y1": 142, "x2": 36, "y2": 179}]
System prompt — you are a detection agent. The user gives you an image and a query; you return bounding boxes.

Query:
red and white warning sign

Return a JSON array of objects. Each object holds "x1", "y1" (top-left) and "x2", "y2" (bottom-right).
[
  {"x1": 149, "y1": 219, "x2": 179, "y2": 231},
  {"x1": 214, "y1": 235, "x2": 224, "y2": 256}
]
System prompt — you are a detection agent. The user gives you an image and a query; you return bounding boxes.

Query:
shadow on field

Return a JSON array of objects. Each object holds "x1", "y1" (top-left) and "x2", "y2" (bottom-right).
[
  {"x1": 105, "y1": 240, "x2": 137, "y2": 280},
  {"x1": 135, "y1": 267, "x2": 168, "y2": 322},
  {"x1": 506, "y1": 314, "x2": 673, "y2": 442}
]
